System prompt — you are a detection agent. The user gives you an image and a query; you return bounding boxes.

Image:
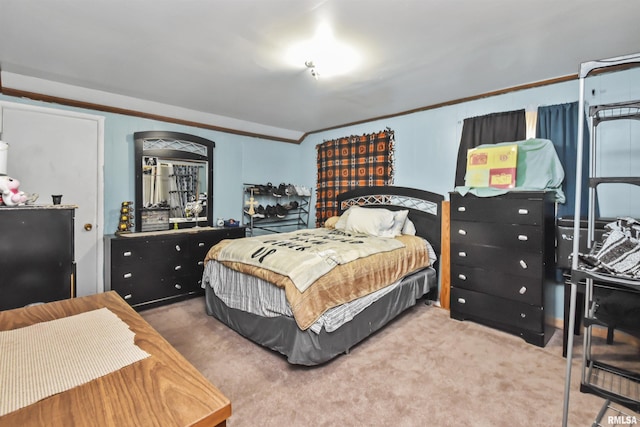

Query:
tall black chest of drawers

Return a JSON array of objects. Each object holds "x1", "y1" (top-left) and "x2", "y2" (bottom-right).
[
  {"x1": 449, "y1": 191, "x2": 556, "y2": 347},
  {"x1": 105, "y1": 227, "x2": 245, "y2": 310},
  {"x1": 0, "y1": 206, "x2": 76, "y2": 310}
]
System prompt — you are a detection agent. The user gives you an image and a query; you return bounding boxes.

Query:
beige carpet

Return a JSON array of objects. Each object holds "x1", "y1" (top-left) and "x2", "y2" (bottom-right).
[{"x1": 142, "y1": 297, "x2": 637, "y2": 427}]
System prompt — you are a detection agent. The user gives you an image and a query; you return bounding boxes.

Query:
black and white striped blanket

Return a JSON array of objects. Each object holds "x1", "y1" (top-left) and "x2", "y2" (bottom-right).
[{"x1": 580, "y1": 217, "x2": 640, "y2": 279}]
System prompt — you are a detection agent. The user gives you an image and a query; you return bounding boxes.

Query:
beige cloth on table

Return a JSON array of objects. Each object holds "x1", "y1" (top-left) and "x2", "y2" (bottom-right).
[{"x1": 0, "y1": 308, "x2": 150, "y2": 417}]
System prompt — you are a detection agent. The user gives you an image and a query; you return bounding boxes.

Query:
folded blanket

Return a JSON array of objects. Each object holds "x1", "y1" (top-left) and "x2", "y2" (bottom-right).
[
  {"x1": 579, "y1": 217, "x2": 640, "y2": 279},
  {"x1": 455, "y1": 138, "x2": 566, "y2": 202}
]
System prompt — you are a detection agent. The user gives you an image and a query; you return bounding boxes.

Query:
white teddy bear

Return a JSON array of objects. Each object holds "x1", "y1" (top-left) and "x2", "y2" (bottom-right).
[{"x1": 0, "y1": 176, "x2": 29, "y2": 206}]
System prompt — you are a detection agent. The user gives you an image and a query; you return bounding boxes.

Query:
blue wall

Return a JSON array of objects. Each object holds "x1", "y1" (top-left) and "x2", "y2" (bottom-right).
[
  {"x1": 0, "y1": 97, "x2": 306, "y2": 234},
  {"x1": 100, "y1": 114, "x2": 307, "y2": 233},
  {"x1": 298, "y1": 66, "x2": 640, "y2": 321},
  {"x1": 1, "y1": 65, "x2": 638, "y2": 321},
  {"x1": 300, "y1": 67, "x2": 640, "y2": 210}
]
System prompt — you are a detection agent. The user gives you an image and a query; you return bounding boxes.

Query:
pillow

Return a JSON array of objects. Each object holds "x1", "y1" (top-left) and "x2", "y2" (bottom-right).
[
  {"x1": 344, "y1": 206, "x2": 397, "y2": 237},
  {"x1": 389, "y1": 210, "x2": 409, "y2": 237},
  {"x1": 334, "y1": 206, "x2": 357, "y2": 230},
  {"x1": 338, "y1": 207, "x2": 413, "y2": 237},
  {"x1": 324, "y1": 216, "x2": 340, "y2": 229},
  {"x1": 402, "y1": 218, "x2": 417, "y2": 236}
]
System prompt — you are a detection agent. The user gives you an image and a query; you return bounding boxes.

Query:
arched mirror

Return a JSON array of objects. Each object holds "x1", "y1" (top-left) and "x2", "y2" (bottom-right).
[{"x1": 134, "y1": 131, "x2": 214, "y2": 232}]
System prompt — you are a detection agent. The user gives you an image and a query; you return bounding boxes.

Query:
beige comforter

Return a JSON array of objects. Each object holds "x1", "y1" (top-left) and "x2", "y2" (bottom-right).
[
  {"x1": 215, "y1": 228, "x2": 405, "y2": 292},
  {"x1": 204, "y1": 234, "x2": 432, "y2": 330}
]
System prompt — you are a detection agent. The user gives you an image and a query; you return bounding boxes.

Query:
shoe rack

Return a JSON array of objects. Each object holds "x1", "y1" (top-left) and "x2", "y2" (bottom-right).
[{"x1": 241, "y1": 183, "x2": 311, "y2": 235}]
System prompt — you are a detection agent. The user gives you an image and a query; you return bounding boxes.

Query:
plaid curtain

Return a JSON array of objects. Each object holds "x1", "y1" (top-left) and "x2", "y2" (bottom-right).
[{"x1": 315, "y1": 130, "x2": 395, "y2": 227}]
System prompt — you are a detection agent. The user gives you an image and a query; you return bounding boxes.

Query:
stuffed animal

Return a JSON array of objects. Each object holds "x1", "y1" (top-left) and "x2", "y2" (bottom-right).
[{"x1": 0, "y1": 176, "x2": 29, "y2": 206}]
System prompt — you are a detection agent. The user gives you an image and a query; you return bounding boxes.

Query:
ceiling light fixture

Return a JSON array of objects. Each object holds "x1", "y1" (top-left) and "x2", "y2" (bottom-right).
[
  {"x1": 286, "y1": 23, "x2": 360, "y2": 79},
  {"x1": 305, "y1": 60, "x2": 319, "y2": 80}
]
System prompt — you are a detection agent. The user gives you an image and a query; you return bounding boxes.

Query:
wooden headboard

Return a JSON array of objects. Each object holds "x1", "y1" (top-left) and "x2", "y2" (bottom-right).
[{"x1": 336, "y1": 186, "x2": 444, "y2": 256}]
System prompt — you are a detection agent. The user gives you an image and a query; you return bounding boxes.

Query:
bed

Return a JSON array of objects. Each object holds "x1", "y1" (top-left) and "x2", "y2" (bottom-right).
[{"x1": 202, "y1": 186, "x2": 444, "y2": 365}]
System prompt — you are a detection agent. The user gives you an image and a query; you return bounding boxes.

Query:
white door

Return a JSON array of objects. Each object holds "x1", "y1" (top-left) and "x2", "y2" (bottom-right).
[{"x1": 0, "y1": 101, "x2": 104, "y2": 296}]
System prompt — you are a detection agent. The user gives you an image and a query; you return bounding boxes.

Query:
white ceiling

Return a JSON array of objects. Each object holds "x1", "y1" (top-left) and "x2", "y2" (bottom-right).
[{"x1": 1, "y1": 0, "x2": 639, "y2": 141}]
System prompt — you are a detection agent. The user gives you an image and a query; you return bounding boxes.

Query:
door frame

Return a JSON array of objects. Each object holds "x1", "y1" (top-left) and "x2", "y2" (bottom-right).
[{"x1": 0, "y1": 100, "x2": 105, "y2": 293}]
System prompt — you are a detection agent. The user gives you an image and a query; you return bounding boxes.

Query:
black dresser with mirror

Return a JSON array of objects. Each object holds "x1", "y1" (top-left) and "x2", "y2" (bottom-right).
[{"x1": 105, "y1": 131, "x2": 245, "y2": 309}]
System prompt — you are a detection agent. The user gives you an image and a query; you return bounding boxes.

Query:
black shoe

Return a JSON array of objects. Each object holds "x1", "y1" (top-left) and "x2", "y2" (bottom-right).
[
  {"x1": 273, "y1": 183, "x2": 286, "y2": 197},
  {"x1": 266, "y1": 205, "x2": 276, "y2": 218},
  {"x1": 244, "y1": 205, "x2": 265, "y2": 219},
  {"x1": 283, "y1": 200, "x2": 298, "y2": 210},
  {"x1": 254, "y1": 204, "x2": 265, "y2": 219},
  {"x1": 275, "y1": 204, "x2": 287, "y2": 218},
  {"x1": 285, "y1": 184, "x2": 297, "y2": 196}
]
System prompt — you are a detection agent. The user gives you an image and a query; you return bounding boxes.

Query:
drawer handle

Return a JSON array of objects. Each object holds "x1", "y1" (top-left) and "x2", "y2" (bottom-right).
[
  {"x1": 520, "y1": 313, "x2": 526, "y2": 318},
  {"x1": 458, "y1": 274, "x2": 467, "y2": 280},
  {"x1": 175, "y1": 265, "x2": 182, "y2": 271},
  {"x1": 458, "y1": 251, "x2": 467, "y2": 257},
  {"x1": 457, "y1": 207, "x2": 466, "y2": 212},
  {"x1": 518, "y1": 208, "x2": 529, "y2": 215},
  {"x1": 198, "y1": 242, "x2": 205, "y2": 247},
  {"x1": 123, "y1": 251, "x2": 132, "y2": 257},
  {"x1": 458, "y1": 229, "x2": 467, "y2": 235},
  {"x1": 457, "y1": 298, "x2": 466, "y2": 304},
  {"x1": 174, "y1": 284, "x2": 182, "y2": 290},
  {"x1": 519, "y1": 260, "x2": 528, "y2": 269},
  {"x1": 198, "y1": 261, "x2": 204, "y2": 266},
  {"x1": 517, "y1": 235, "x2": 528, "y2": 241},
  {"x1": 519, "y1": 286, "x2": 527, "y2": 295},
  {"x1": 124, "y1": 294, "x2": 132, "y2": 300},
  {"x1": 123, "y1": 272, "x2": 132, "y2": 279},
  {"x1": 175, "y1": 245, "x2": 181, "y2": 251}
]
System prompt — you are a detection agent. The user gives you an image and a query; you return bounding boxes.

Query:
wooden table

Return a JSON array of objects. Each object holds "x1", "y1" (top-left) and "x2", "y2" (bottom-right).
[{"x1": 0, "y1": 291, "x2": 231, "y2": 427}]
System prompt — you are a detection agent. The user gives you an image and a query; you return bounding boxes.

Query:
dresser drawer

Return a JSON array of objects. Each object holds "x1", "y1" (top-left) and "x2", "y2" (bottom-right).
[
  {"x1": 111, "y1": 274, "x2": 201, "y2": 306},
  {"x1": 219, "y1": 227, "x2": 247, "y2": 240},
  {"x1": 450, "y1": 287, "x2": 545, "y2": 333},
  {"x1": 451, "y1": 243, "x2": 543, "y2": 278},
  {"x1": 450, "y1": 192, "x2": 545, "y2": 225},
  {"x1": 451, "y1": 264, "x2": 542, "y2": 305},
  {"x1": 110, "y1": 242, "x2": 192, "y2": 283},
  {"x1": 191, "y1": 236, "x2": 226, "y2": 265},
  {"x1": 189, "y1": 227, "x2": 246, "y2": 260},
  {"x1": 110, "y1": 237, "x2": 191, "y2": 264},
  {"x1": 451, "y1": 220, "x2": 543, "y2": 252}
]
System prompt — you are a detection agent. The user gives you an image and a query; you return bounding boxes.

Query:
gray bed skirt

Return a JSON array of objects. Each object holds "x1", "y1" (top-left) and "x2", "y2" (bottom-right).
[{"x1": 205, "y1": 267, "x2": 436, "y2": 366}]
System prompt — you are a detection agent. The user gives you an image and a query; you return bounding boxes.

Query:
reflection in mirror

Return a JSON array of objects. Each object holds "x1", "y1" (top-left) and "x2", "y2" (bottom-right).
[
  {"x1": 134, "y1": 131, "x2": 214, "y2": 232},
  {"x1": 142, "y1": 158, "x2": 206, "y2": 219}
]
